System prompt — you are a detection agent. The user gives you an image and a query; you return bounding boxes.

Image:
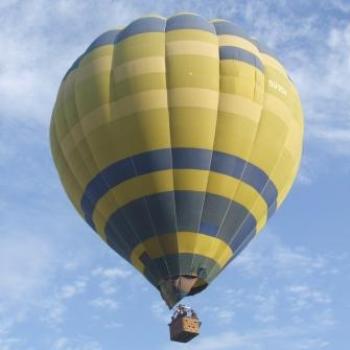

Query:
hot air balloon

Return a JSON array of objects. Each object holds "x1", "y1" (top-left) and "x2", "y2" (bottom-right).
[{"x1": 50, "y1": 13, "x2": 303, "y2": 341}]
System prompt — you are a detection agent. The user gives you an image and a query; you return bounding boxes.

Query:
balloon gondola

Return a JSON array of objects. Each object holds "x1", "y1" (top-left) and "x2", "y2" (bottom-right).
[
  {"x1": 50, "y1": 13, "x2": 304, "y2": 342},
  {"x1": 169, "y1": 304, "x2": 201, "y2": 343}
]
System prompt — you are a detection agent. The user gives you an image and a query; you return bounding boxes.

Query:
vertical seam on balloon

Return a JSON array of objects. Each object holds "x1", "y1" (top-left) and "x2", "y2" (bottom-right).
[
  {"x1": 277, "y1": 149, "x2": 302, "y2": 207},
  {"x1": 104, "y1": 28, "x2": 161, "y2": 283},
  {"x1": 143, "y1": 19, "x2": 175, "y2": 286},
  {"x1": 102, "y1": 34, "x2": 150, "y2": 261},
  {"x1": 59, "y1": 78, "x2": 95, "y2": 218},
  {"x1": 249, "y1": 123, "x2": 296, "y2": 229},
  {"x1": 143, "y1": 18, "x2": 173, "y2": 283},
  {"x1": 203, "y1": 23, "x2": 261, "y2": 277},
  {"x1": 224, "y1": 49, "x2": 267, "y2": 246},
  {"x1": 225, "y1": 101, "x2": 264, "y2": 248},
  {"x1": 218, "y1": 41, "x2": 265, "y2": 251},
  {"x1": 51, "y1": 94, "x2": 85, "y2": 217},
  {"x1": 220, "y1": 226, "x2": 256, "y2": 276},
  {"x1": 229, "y1": 54, "x2": 295, "y2": 239},
  {"x1": 196, "y1": 19, "x2": 222, "y2": 284},
  {"x1": 227, "y1": 46, "x2": 283, "y2": 249},
  {"x1": 71, "y1": 37, "x2": 138, "y2": 263},
  {"x1": 70, "y1": 57, "x2": 119, "y2": 242},
  {"x1": 164, "y1": 16, "x2": 182, "y2": 280}
]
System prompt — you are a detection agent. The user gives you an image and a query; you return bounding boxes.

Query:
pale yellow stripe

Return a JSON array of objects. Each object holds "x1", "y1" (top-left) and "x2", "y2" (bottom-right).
[
  {"x1": 166, "y1": 40, "x2": 218, "y2": 58},
  {"x1": 76, "y1": 48, "x2": 220, "y2": 86},
  {"x1": 264, "y1": 93, "x2": 294, "y2": 122},
  {"x1": 264, "y1": 93, "x2": 300, "y2": 154},
  {"x1": 276, "y1": 151, "x2": 302, "y2": 207},
  {"x1": 76, "y1": 56, "x2": 113, "y2": 83},
  {"x1": 285, "y1": 122, "x2": 303, "y2": 157},
  {"x1": 80, "y1": 45, "x2": 115, "y2": 67},
  {"x1": 168, "y1": 88, "x2": 219, "y2": 108},
  {"x1": 219, "y1": 93, "x2": 262, "y2": 122},
  {"x1": 92, "y1": 169, "x2": 268, "y2": 238},
  {"x1": 113, "y1": 57, "x2": 165, "y2": 83},
  {"x1": 61, "y1": 88, "x2": 264, "y2": 156},
  {"x1": 131, "y1": 232, "x2": 233, "y2": 272},
  {"x1": 218, "y1": 35, "x2": 260, "y2": 55},
  {"x1": 61, "y1": 90, "x2": 168, "y2": 155},
  {"x1": 61, "y1": 69, "x2": 78, "y2": 95}
]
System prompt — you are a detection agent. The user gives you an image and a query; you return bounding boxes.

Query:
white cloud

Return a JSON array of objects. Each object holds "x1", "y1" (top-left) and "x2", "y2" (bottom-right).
[
  {"x1": 89, "y1": 297, "x2": 119, "y2": 310},
  {"x1": 286, "y1": 285, "x2": 332, "y2": 312},
  {"x1": 41, "y1": 299, "x2": 66, "y2": 327},
  {"x1": 60, "y1": 279, "x2": 87, "y2": 299},
  {"x1": 165, "y1": 326, "x2": 319, "y2": 350},
  {"x1": 53, "y1": 337, "x2": 102, "y2": 350},
  {"x1": 183, "y1": 331, "x2": 252, "y2": 350},
  {"x1": 151, "y1": 300, "x2": 171, "y2": 323},
  {"x1": 0, "y1": 0, "x2": 139, "y2": 125},
  {"x1": 91, "y1": 266, "x2": 132, "y2": 296},
  {"x1": 233, "y1": 233, "x2": 328, "y2": 278},
  {"x1": 297, "y1": 338, "x2": 330, "y2": 350},
  {"x1": 0, "y1": 335, "x2": 22, "y2": 350},
  {"x1": 40, "y1": 275, "x2": 90, "y2": 327},
  {"x1": 0, "y1": 232, "x2": 54, "y2": 301},
  {"x1": 329, "y1": 0, "x2": 350, "y2": 13},
  {"x1": 253, "y1": 292, "x2": 278, "y2": 323},
  {"x1": 291, "y1": 22, "x2": 350, "y2": 157},
  {"x1": 92, "y1": 266, "x2": 131, "y2": 279},
  {"x1": 104, "y1": 321, "x2": 123, "y2": 329}
]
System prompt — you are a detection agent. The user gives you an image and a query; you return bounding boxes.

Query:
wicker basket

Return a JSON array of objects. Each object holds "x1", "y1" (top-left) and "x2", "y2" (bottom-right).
[{"x1": 169, "y1": 316, "x2": 200, "y2": 343}]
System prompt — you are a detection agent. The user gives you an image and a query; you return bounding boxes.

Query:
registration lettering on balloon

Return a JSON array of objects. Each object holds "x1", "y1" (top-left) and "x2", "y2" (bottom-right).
[{"x1": 268, "y1": 79, "x2": 288, "y2": 96}]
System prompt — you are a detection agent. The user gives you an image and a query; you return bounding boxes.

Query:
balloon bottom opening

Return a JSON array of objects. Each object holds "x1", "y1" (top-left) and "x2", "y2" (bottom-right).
[{"x1": 159, "y1": 275, "x2": 208, "y2": 308}]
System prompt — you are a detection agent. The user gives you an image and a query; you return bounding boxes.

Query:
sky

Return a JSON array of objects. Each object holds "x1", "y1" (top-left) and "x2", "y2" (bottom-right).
[{"x1": 0, "y1": 0, "x2": 350, "y2": 349}]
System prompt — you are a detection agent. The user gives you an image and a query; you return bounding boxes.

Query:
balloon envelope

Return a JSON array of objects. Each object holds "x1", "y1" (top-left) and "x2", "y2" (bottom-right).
[{"x1": 50, "y1": 13, "x2": 303, "y2": 307}]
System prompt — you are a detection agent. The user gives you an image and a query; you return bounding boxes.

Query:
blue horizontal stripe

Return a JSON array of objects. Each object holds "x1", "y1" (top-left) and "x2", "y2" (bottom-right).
[
  {"x1": 64, "y1": 30, "x2": 120, "y2": 81},
  {"x1": 220, "y1": 46, "x2": 264, "y2": 72},
  {"x1": 213, "y1": 20, "x2": 280, "y2": 63},
  {"x1": 63, "y1": 18, "x2": 165, "y2": 81},
  {"x1": 251, "y1": 39, "x2": 280, "y2": 61},
  {"x1": 85, "y1": 29, "x2": 120, "y2": 53},
  {"x1": 81, "y1": 148, "x2": 277, "y2": 229},
  {"x1": 62, "y1": 17, "x2": 269, "y2": 82},
  {"x1": 63, "y1": 54, "x2": 83, "y2": 80},
  {"x1": 116, "y1": 17, "x2": 165, "y2": 43},
  {"x1": 166, "y1": 14, "x2": 215, "y2": 33},
  {"x1": 105, "y1": 191, "x2": 257, "y2": 258},
  {"x1": 213, "y1": 20, "x2": 252, "y2": 42}
]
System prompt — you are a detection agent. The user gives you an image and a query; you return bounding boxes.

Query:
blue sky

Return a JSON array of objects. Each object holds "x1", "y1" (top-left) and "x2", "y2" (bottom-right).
[{"x1": 0, "y1": 0, "x2": 349, "y2": 349}]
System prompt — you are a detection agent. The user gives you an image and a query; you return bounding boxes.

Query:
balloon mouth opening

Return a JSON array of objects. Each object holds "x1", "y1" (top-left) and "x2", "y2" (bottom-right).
[
  {"x1": 185, "y1": 276, "x2": 208, "y2": 296},
  {"x1": 159, "y1": 275, "x2": 208, "y2": 308}
]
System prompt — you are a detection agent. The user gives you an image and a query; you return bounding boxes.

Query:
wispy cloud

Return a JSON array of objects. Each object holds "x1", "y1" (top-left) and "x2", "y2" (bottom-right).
[
  {"x1": 53, "y1": 336, "x2": 102, "y2": 350},
  {"x1": 151, "y1": 300, "x2": 171, "y2": 323},
  {"x1": 0, "y1": 0, "x2": 139, "y2": 125},
  {"x1": 0, "y1": 232, "x2": 54, "y2": 301},
  {"x1": 165, "y1": 326, "x2": 331, "y2": 350},
  {"x1": 89, "y1": 297, "x2": 119, "y2": 310},
  {"x1": 232, "y1": 233, "x2": 328, "y2": 277}
]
